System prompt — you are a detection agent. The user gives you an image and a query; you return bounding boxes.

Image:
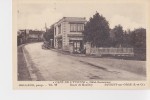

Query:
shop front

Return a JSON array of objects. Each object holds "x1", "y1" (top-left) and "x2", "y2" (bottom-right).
[
  {"x1": 69, "y1": 37, "x2": 84, "y2": 53},
  {"x1": 57, "y1": 39, "x2": 62, "y2": 49},
  {"x1": 55, "y1": 36, "x2": 62, "y2": 49}
]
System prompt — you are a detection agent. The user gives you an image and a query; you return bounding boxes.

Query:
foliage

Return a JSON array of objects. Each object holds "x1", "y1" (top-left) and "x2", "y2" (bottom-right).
[
  {"x1": 83, "y1": 12, "x2": 110, "y2": 47},
  {"x1": 130, "y1": 28, "x2": 146, "y2": 48},
  {"x1": 110, "y1": 25, "x2": 124, "y2": 47},
  {"x1": 43, "y1": 25, "x2": 54, "y2": 41}
]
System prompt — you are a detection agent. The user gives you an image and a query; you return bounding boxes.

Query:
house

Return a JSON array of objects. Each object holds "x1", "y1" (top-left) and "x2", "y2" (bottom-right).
[
  {"x1": 28, "y1": 30, "x2": 44, "y2": 42},
  {"x1": 54, "y1": 17, "x2": 87, "y2": 53},
  {"x1": 17, "y1": 29, "x2": 29, "y2": 45},
  {"x1": 17, "y1": 29, "x2": 44, "y2": 45}
]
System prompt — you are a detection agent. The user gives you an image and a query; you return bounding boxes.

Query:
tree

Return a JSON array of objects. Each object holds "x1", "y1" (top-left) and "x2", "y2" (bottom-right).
[
  {"x1": 122, "y1": 30, "x2": 130, "y2": 47},
  {"x1": 130, "y1": 28, "x2": 146, "y2": 48},
  {"x1": 43, "y1": 25, "x2": 54, "y2": 47},
  {"x1": 43, "y1": 25, "x2": 54, "y2": 41},
  {"x1": 111, "y1": 25, "x2": 124, "y2": 47},
  {"x1": 83, "y1": 12, "x2": 110, "y2": 47},
  {"x1": 129, "y1": 28, "x2": 146, "y2": 60}
]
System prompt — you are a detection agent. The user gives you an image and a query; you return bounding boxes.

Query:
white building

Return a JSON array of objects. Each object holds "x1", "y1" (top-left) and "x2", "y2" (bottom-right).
[{"x1": 54, "y1": 17, "x2": 87, "y2": 53}]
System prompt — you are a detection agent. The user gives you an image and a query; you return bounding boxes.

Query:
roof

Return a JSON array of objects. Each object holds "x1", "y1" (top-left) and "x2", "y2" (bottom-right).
[
  {"x1": 54, "y1": 17, "x2": 87, "y2": 25},
  {"x1": 29, "y1": 30, "x2": 44, "y2": 35},
  {"x1": 63, "y1": 17, "x2": 86, "y2": 22}
]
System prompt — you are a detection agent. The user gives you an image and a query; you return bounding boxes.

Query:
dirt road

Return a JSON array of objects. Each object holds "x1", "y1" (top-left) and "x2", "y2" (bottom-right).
[{"x1": 20, "y1": 43, "x2": 146, "y2": 81}]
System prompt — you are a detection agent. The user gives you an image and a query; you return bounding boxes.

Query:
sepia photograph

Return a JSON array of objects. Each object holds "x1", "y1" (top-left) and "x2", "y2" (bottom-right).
[{"x1": 13, "y1": 0, "x2": 150, "y2": 89}]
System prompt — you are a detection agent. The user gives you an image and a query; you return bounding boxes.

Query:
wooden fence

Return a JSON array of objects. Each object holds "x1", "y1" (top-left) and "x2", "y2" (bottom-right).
[{"x1": 90, "y1": 47, "x2": 134, "y2": 56}]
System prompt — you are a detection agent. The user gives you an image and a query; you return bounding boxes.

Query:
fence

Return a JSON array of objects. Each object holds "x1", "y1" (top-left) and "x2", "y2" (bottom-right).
[{"x1": 90, "y1": 47, "x2": 134, "y2": 56}]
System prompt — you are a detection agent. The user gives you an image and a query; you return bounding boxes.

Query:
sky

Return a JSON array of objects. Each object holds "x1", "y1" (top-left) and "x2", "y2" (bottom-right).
[{"x1": 17, "y1": 0, "x2": 147, "y2": 31}]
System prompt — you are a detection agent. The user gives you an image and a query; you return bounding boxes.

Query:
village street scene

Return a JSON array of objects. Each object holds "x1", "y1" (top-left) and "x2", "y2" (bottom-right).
[{"x1": 17, "y1": 1, "x2": 146, "y2": 81}]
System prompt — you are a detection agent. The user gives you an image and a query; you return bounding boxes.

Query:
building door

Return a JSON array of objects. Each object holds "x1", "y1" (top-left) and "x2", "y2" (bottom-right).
[
  {"x1": 58, "y1": 39, "x2": 62, "y2": 49},
  {"x1": 73, "y1": 41, "x2": 83, "y2": 53}
]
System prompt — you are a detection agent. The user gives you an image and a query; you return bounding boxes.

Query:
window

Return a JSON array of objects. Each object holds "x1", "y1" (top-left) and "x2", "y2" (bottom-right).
[
  {"x1": 58, "y1": 25, "x2": 61, "y2": 34},
  {"x1": 77, "y1": 24, "x2": 84, "y2": 32},
  {"x1": 70, "y1": 24, "x2": 76, "y2": 32},
  {"x1": 70, "y1": 23, "x2": 84, "y2": 32},
  {"x1": 54, "y1": 28, "x2": 56, "y2": 35},
  {"x1": 77, "y1": 24, "x2": 81, "y2": 31}
]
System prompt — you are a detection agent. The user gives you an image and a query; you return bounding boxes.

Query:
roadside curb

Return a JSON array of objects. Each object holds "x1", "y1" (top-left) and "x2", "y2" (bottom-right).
[{"x1": 22, "y1": 45, "x2": 38, "y2": 81}]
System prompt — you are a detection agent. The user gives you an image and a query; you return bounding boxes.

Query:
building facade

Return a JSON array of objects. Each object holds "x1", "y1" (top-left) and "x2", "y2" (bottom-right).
[
  {"x1": 54, "y1": 17, "x2": 87, "y2": 53},
  {"x1": 17, "y1": 30, "x2": 29, "y2": 45},
  {"x1": 28, "y1": 30, "x2": 44, "y2": 42},
  {"x1": 17, "y1": 29, "x2": 44, "y2": 45}
]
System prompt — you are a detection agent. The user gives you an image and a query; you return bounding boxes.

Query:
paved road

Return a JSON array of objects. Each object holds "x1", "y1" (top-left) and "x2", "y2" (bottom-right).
[{"x1": 22, "y1": 43, "x2": 145, "y2": 81}]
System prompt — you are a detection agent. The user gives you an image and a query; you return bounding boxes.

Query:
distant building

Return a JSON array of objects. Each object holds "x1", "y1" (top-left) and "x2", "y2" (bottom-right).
[
  {"x1": 17, "y1": 29, "x2": 44, "y2": 45},
  {"x1": 54, "y1": 17, "x2": 87, "y2": 53},
  {"x1": 28, "y1": 30, "x2": 44, "y2": 42},
  {"x1": 17, "y1": 30, "x2": 29, "y2": 45}
]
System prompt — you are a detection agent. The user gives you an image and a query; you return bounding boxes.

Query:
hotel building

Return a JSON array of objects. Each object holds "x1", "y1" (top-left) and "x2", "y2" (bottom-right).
[{"x1": 54, "y1": 17, "x2": 87, "y2": 53}]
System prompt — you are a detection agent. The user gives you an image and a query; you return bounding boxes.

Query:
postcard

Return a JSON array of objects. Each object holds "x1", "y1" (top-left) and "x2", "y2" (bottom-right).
[{"x1": 13, "y1": 0, "x2": 150, "y2": 89}]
